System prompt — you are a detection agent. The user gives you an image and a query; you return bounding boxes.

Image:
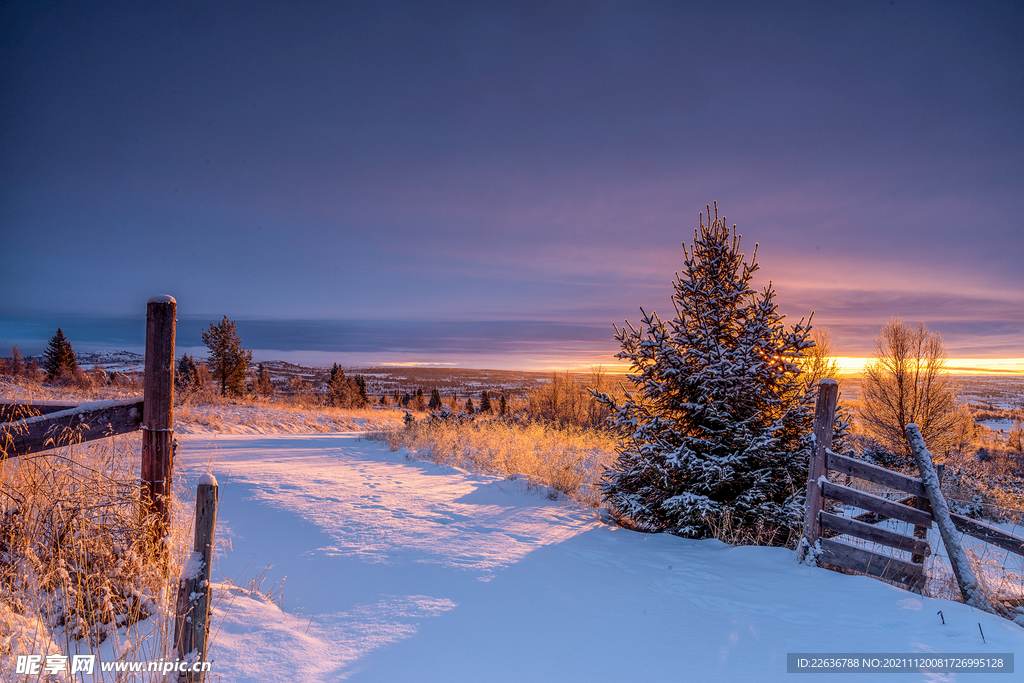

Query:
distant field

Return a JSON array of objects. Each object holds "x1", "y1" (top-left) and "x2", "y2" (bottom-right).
[
  {"x1": 21, "y1": 348, "x2": 1024, "y2": 408},
  {"x1": 837, "y1": 374, "x2": 1024, "y2": 411}
]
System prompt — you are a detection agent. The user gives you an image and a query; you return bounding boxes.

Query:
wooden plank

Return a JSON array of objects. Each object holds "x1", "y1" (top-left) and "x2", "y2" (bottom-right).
[
  {"x1": 852, "y1": 494, "x2": 916, "y2": 523},
  {"x1": 819, "y1": 511, "x2": 929, "y2": 557},
  {"x1": 798, "y1": 379, "x2": 838, "y2": 562},
  {"x1": 819, "y1": 538, "x2": 924, "y2": 589},
  {"x1": 821, "y1": 481, "x2": 933, "y2": 527},
  {"x1": 0, "y1": 399, "x2": 82, "y2": 420},
  {"x1": 0, "y1": 398, "x2": 143, "y2": 459},
  {"x1": 826, "y1": 451, "x2": 925, "y2": 497},
  {"x1": 949, "y1": 513, "x2": 1024, "y2": 558}
]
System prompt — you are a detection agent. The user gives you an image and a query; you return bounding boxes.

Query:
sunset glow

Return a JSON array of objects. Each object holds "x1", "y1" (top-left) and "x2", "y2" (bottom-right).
[
  {"x1": 1, "y1": 2, "x2": 1020, "y2": 372},
  {"x1": 833, "y1": 357, "x2": 1024, "y2": 377}
]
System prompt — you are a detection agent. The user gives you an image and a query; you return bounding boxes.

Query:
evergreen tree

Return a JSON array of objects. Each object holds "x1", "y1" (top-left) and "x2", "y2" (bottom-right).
[
  {"x1": 596, "y1": 204, "x2": 815, "y2": 543},
  {"x1": 465, "y1": 397, "x2": 475, "y2": 414},
  {"x1": 43, "y1": 328, "x2": 78, "y2": 381},
  {"x1": 327, "y1": 364, "x2": 353, "y2": 407},
  {"x1": 479, "y1": 390, "x2": 492, "y2": 414},
  {"x1": 201, "y1": 316, "x2": 253, "y2": 396},
  {"x1": 499, "y1": 394, "x2": 508, "y2": 415},
  {"x1": 428, "y1": 388, "x2": 443, "y2": 411},
  {"x1": 176, "y1": 354, "x2": 199, "y2": 392},
  {"x1": 354, "y1": 375, "x2": 369, "y2": 407},
  {"x1": 255, "y1": 363, "x2": 275, "y2": 396}
]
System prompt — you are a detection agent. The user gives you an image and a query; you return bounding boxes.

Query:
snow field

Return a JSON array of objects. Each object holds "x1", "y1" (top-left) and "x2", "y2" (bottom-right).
[{"x1": 176, "y1": 433, "x2": 1024, "y2": 682}]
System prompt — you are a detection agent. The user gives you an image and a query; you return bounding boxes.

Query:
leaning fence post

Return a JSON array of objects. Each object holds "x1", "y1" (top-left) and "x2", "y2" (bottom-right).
[
  {"x1": 906, "y1": 424, "x2": 1004, "y2": 617},
  {"x1": 912, "y1": 464, "x2": 944, "y2": 564},
  {"x1": 142, "y1": 295, "x2": 176, "y2": 542},
  {"x1": 174, "y1": 474, "x2": 218, "y2": 682},
  {"x1": 797, "y1": 379, "x2": 839, "y2": 563}
]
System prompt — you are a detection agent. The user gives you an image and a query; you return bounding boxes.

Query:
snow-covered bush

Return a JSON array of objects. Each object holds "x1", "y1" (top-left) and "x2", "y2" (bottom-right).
[{"x1": 596, "y1": 203, "x2": 817, "y2": 544}]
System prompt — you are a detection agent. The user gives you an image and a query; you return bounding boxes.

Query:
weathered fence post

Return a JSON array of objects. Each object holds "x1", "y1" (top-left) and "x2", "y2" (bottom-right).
[
  {"x1": 907, "y1": 424, "x2": 1005, "y2": 617},
  {"x1": 174, "y1": 474, "x2": 218, "y2": 682},
  {"x1": 142, "y1": 295, "x2": 176, "y2": 541},
  {"x1": 797, "y1": 378, "x2": 839, "y2": 563}
]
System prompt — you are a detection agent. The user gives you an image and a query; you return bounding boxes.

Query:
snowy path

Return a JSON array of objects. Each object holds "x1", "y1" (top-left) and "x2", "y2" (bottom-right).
[{"x1": 177, "y1": 434, "x2": 1024, "y2": 682}]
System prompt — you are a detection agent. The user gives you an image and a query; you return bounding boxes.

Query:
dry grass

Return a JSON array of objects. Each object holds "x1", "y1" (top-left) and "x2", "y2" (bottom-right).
[
  {"x1": 175, "y1": 392, "x2": 404, "y2": 435},
  {"x1": 0, "y1": 414, "x2": 191, "y2": 680},
  {"x1": 368, "y1": 414, "x2": 616, "y2": 508},
  {"x1": 925, "y1": 543, "x2": 1024, "y2": 624},
  {"x1": 0, "y1": 374, "x2": 141, "y2": 405}
]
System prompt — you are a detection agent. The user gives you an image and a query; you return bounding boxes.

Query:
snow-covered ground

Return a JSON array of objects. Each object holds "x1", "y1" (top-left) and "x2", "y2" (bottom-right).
[{"x1": 174, "y1": 433, "x2": 1024, "y2": 682}]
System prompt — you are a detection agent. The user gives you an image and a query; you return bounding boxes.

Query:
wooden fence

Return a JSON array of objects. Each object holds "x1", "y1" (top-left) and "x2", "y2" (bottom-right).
[
  {"x1": 799, "y1": 379, "x2": 1024, "y2": 610},
  {"x1": 1, "y1": 296, "x2": 177, "y2": 536},
  {"x1": 1, "y1": 296, "x2": 216, "y2": 679}
]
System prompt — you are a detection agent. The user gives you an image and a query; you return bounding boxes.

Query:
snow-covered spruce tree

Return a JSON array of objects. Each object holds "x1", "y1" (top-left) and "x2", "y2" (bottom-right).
[{"x1": 596, "y1": 204, "x2": 816, "y2": 545}]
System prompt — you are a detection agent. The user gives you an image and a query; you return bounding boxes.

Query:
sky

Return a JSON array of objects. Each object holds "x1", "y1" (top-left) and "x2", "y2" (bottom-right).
[{"x1": 1, "y1": 1, "x2": 1021, "y2": 371}]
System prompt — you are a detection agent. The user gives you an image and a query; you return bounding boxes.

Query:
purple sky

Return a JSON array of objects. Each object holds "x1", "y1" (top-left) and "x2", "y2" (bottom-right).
[{"x1": 2, "y1": 1, "x2": 1021, "y2": 369}]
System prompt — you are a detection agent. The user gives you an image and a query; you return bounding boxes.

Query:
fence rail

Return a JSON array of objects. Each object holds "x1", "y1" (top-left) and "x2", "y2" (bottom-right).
[
  {"x1": 0, "y1": 399, "x2": 82, "y2": 419},
  {"x1": 0, "y1": 398, "x2": 143, "y2": 459}
]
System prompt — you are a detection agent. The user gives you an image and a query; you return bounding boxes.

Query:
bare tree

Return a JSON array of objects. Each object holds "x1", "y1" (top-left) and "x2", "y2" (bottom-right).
[
  {"x1": 859, "y1": 318, "x2": 960, "y2": 464},
  {"x1": 798, "y1": 327, "x2": 842, "y2": 396}
]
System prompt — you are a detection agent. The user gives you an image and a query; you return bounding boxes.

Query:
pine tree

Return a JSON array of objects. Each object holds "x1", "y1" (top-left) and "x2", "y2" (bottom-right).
[
  {"x1": 479, "y1": 390, "x2": 492, "y2": 414},
  {"x1": 176, "y1": 354, "x2": 199, "y2": 392},
  {"x1": 465, "y1": 397, "x2": 475, "y2": 414},
  {"x1": 327, "y1": 364, "x2": 354, "y2": 407},
  {"x1": 354, "y1": 375, "x2": 369, "y2": 407},
  {"x1": 596, "y1": 203, "x2": 815, "y2": 543},
  {"x1": 43, "y1": 328, "x2": 78, "y2": 381},
  {"x1": 201, "y1": 316, "x2": 253, "y2": 396},
  {"x1": 428, "y1": 388, "x2": 443, "y2": 411},
  {"x1": 499, "y1": 394, "x2": 508, "y2": 415},
  {"x1": 255, "y1": 363, "x2": 275, "y2": 396}
]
